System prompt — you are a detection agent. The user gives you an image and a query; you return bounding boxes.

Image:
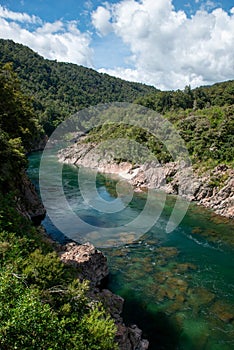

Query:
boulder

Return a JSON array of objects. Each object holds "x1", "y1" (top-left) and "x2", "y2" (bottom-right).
[
  {"x1": 116, "y1": 324, "x2": 149, "y2": 350},
  {"x1": 59, "y1": 242, "x2": 109, "y2": 286}
]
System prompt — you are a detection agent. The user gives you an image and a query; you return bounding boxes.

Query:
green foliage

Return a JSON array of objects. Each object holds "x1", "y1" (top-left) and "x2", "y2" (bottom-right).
[
  {"x1": 0, "y1": 62, "x2": 44, "y2": 193},
  {"x1": 135, "y1": 90, "x2": 234, "y2": 167},
  {"x1": 80, "y1": 304, "x2": 119, "y2": 350},
  {"x1": 0, "y1": 196, "x2": 118, "y2": 349},
  {"x1": 135, "y1": 81, "x2": 234, "y2": 113},
  {"x1": 0, "y1": 130, "x2": 27, "y2": 192},
  {"x1": 0, "y1": 39, "x2": 157, "y2": 135},
  {"x1": 83, "y1": 100, "x2": 233, "y2": 167},
  {"x1": 0, "y1": 271, "x2": 61, "y2": 350},
  {"x1": 0, "y1": 271, "x2": 118, "y2": 350},
  {"x1": 23, "y1": 249, "x2": 65, "y2": 289},
  {"x1": 0, "y1": 62, "x2": 42, "y2": 150},
  {"x1": 175, "y1": 106, "x2": 234, "y2": 165},
  {"x1": 85, "y1": 122, "x2": 173, "y2": 164}
]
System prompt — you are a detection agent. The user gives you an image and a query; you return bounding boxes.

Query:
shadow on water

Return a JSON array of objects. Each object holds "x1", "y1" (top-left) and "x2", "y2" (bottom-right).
[{"x1": 121, "y1": 291, "x2": 180, "y2": 350}]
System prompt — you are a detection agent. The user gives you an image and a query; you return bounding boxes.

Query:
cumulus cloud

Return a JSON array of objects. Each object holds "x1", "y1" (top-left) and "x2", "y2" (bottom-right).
[
  {"x1": 0, "y1": 7, "x2": 93, "y2": 67},
  {"x1": 92, "y1": 0, "x2": 234, "y2": 89},
  {"x1": 36, "y1": 21, "x2": 64, "y2": 34},
  {"x1": 91, "y1": 6, "x2": 112, "y2": 36},
  {"x1": 0, "y1": 5, "x2": 41, "y2": 24}
]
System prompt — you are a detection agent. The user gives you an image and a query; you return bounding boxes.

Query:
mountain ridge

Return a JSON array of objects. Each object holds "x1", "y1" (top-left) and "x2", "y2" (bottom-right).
[{"x1": 0, "y1": 39, "x2": 158, "y2": 134}]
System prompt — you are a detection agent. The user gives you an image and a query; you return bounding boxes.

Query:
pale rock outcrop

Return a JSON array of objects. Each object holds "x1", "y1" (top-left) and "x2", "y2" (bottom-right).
[
  {"x1": 58, "y1": 139, "x2": 234, "y2": 219},
  {"x1": 59, "y1": 242, "x2": 108, "y2": 286}
]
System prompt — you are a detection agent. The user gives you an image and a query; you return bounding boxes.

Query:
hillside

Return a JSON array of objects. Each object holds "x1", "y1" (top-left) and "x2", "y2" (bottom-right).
[
  {"x1": 0, "y1": 55, "x2": 128, "y2": 350},
  {"x1": 135, "y1": 81, "x2": 234, "y2": 112},
  {"x1": 0, "y1": 39, "x2": 157, "y2": 134}
]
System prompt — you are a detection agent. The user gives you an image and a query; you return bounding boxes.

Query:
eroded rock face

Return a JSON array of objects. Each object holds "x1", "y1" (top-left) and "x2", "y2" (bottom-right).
[
  {"x1": 58, "y1": 139, "x2": 234, "y2": 219},
  {"x1": 116, "y1": 324, "x2": 149, "y2": 350},
  {"x1": 197, "y1": 171, "x2": 234, "y2": 218},
  {"x1": 96, "y1": 289, "x2": 149, "y2": 349},
  {"x1": 59, "y1": 242, "x2": 149, "y2": 349},
  {"x1": 59, "y1": 242, "x2": 109, "y2": 286},
  {"x1": 16, "y1": 173, "x2": 46, "y2": 225}
]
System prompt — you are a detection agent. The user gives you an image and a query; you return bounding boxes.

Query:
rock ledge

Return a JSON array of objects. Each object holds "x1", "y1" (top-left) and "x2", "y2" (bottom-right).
[{"x1": 59, "y1": 241, "x2": 149, "y2": 350}]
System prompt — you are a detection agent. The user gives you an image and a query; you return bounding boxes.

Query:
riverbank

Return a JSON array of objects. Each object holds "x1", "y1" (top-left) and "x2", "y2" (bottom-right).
[
  {"x1": 39, "y1": 226, "x2": 149, "y2": 350},
  {"x1": 58, "y1": 138, "x2": 234, "y2": 219},
  {"x1": 28, "y1": 150, "x2": 234, "y2": 350},
  {"x1": 18, "y1": 167, "x2": 149, "y2": 349}
]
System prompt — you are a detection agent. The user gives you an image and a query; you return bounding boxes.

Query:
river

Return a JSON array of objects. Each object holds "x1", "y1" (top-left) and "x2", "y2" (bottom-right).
[{"x1": 28, "y1": 151, "x2": 234, "y2": 350}]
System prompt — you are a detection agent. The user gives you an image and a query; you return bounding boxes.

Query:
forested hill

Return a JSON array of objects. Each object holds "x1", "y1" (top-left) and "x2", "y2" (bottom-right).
[
  {"x1": 0, "y1": 38, "x2": 233, "y2": 167},
  {"x1": 1, "y1": 39, "x2": 233, "y2": 136},
  {"x1": 135, "y1": 80, "x2": 234, "y2": 113},
  {"x1": 0, "y1": 39, "x2": 157, "y2": 134}
]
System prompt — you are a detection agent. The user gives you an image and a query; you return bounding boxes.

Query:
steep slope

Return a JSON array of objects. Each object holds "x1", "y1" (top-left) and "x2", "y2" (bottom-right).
[{"x1": 0, "y1": 39, "x2": 157, "y2": 134}]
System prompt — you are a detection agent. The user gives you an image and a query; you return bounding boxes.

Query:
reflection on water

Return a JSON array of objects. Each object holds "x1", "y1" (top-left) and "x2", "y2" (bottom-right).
[{"x1": 28, "y1": 152, "x2": 234, "y2": 350}]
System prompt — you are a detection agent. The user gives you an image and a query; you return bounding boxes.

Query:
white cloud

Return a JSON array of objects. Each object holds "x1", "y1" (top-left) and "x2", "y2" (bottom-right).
[
  {"x1": 92, "y1": 0, "x2": 234, "y2": 89},
  {"x1": 91, "y1": 6, "x2": 112, "y2": 36},
  {"x1": 36, "y1": 21, "x2": 64, "y2": 34},
  {"x1": 0, "y1": 8, "x2": 93, "y2": 67},
  {"x1": 0, "y1": 5, "x2": 41, "y2": 24},
  {"x1": 1, "y1": 2, "x2": 233, "y2": 90}
]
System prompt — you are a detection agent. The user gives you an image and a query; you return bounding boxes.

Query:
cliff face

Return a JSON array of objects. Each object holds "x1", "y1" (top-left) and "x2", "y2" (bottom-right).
[
  {"x1": 58, "y1": 140, "x2": 234, "y2": 219},
  {"x1": 129, "y1": 162, "x2": 234, "y2": 219},
  {"x1": 15, "y1": 172, "x2": 46, "y2": 225},
  {"x1": 58, "y1": 242, "x2": 149, "y2": 350}
]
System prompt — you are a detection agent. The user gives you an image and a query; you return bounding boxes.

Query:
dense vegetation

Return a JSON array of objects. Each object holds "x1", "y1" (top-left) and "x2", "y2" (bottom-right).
[
  {"x1": 0, "y1": 38, "x2": 233, "y2": 348},
  {"x1": 0, "y1": 63, "x2": 42, "y2": 193},
  {"x1": 135, "y1": 82, "x2": 234, "y2": 112},
  {"x1": 0, "y1": 196, "x2": 118, "y2": 349},
  {"x1": 134, "y1": 84, "x2": 234, "y2": 167},
  {"x1": 0, "y1": 39, "x2": 157, "y2": 135},
  {"x1": 0, "y1": 63, "x2": 118, "y2": 349},
  {"x1": 79, "y1": 82, "x2": 233, "y2": 167},
  {"x1": 80, "y1": 103, "x2": 234, "y2": 168},
  {"x1": 0, "y1": 39, "x2": 232, "y2": 169}
]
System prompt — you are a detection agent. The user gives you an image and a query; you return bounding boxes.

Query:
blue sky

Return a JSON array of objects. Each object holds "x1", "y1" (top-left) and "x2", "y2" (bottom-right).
[{"x1": 0, "y1": 0, "x2": 233, "y2": 89}]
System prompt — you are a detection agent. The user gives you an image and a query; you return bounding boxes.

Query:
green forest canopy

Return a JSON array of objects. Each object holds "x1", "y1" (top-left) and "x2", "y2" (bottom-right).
[
  {"x1": 0, "y1": 38, "x2": 233, "y2": 167},
  {"x1": 0, "y1": 39, "x2": 157, "y2": 134}
]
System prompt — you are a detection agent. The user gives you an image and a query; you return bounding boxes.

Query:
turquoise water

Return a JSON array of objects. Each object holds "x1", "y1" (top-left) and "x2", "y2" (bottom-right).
[{"x1": 28, "y1": 152, "x2": 234, "y2": 350}]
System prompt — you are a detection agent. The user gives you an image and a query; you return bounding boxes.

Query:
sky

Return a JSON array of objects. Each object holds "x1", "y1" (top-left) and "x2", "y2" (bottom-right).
[{"x1": 0, "y1": 0, "x2": 233, "y2": 90}]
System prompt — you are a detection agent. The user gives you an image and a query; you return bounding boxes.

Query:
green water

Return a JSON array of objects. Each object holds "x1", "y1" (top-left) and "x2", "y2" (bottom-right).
[{"x1": 28, "y1": 152, "x2": 234, "y2": 350}]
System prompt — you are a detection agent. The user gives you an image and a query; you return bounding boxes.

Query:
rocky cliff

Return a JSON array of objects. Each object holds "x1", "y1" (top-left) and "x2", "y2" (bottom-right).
[
  {"x1": 59, "y1": 242, "x2": 149, "y2": 350},
  {"x1": 58, "y1": 139, "x2": 234, "y2": 219},
  {"x1": 15, "y1": 172, "x2": 46, "y2": 225}
]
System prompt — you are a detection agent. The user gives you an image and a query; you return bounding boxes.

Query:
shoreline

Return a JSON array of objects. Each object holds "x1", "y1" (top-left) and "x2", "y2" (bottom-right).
[
  {"x1": 58, "y1": 140, "x2": 234, "y2": 220},
  {"x1": 38, "y1": 225, "x2": 149, "y2": 350}
]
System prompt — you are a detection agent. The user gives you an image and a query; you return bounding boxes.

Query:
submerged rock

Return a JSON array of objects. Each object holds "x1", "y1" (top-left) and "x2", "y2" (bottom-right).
[
  {"x1": 211, "y1": 301, "x2": 234, "y2": 323},
  {"x1": 155, "y1": 246, "x2": 179, "y2": 259}
]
